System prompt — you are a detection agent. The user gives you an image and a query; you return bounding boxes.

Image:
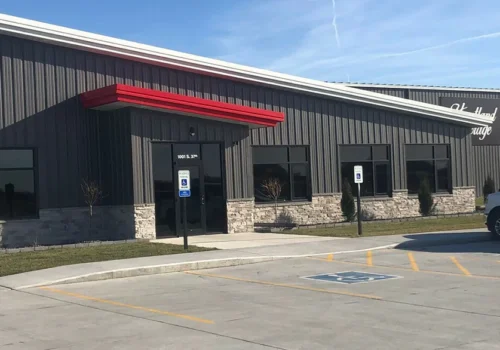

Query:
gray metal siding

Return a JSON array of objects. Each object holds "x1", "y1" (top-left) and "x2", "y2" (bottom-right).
[
  {"x1": 98, "y1": 109, "x2": 134, "y2": 205},
  {"x1": 0, "y1": 36, "x2": 107, "y2": 208},
  {"x1": 354, "y1": 87, "x2": 407, "y2": 98},
  {"x1": 473, "y1": 146, "x2": 500, "y2": 195},
  {"x1": 0, "y1": 33, "x2": 476, "y2": 208},
  {"x1": 130, "y1": 108, "x2": 250, "y2": 203},
  {"x1": 250, "y1": 96, "x2": 472, "y2": 192},
  {"x1": 358, "y1": 87, "x2": 500, "y2": 196},
  {"x1": 0, "y1": 35, "x2": 139, "y2": 208}
]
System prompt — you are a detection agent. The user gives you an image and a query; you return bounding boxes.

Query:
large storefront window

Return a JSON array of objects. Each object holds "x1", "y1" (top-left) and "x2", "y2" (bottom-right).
[
  {"x1": 340, "y1": 145, "x2": 391, "y2": 197},
  {"x1": 253, "y1": 146, "x2": 311, "y2": 203},
  {"x1": 0, "y1": 149, "x2": 37, "y2": 219},
  {"x1": 406, "y1": 144, "x2": 451, "y2": 194}
]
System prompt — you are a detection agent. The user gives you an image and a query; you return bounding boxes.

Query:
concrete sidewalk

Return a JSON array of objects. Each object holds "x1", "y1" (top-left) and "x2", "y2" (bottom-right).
[
  {"x1": 0, "y1": 229, "x2": 491, "y2": 290},
  {"x1": 152, "y1": 232, "x2": 344, "y2": 249}
]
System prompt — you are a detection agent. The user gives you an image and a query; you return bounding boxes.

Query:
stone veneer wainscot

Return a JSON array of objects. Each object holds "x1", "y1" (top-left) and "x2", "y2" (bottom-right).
[
  {"x1": 253, "y1": 194, "x2": 343, "y2": 227},
  {"x1": 1, "y1": 204, "x2": 156, "y2": 248},
  {"x1": 226, "y1": 198, "x2": 254, "y2": 233},
  {"x1": 251, "y1": 187, "x2": 476, "y2": 227}
]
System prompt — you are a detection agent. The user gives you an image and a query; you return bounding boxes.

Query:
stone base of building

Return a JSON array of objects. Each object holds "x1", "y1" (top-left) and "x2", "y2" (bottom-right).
[
  {"x1": 360, "y1": 187, "x2": 476, "y2": 220},
  {"x1": 134, "y1": 204, "x2": 156, "y2": 239},
  {"x1": 0, "y1": 204, "x2": 157, "y2": 248},
  {"x1": 226, "y1": 198, "x2": 254, "y2": 233},
  {"x1": 253, "y1": 194, "x2": 343, "y2": 226},
  {"x1": 251, "y1": 187, "x2": 476, "y2": 229},
  {"x1": 0, "y1": 187, "x2": 476, "y2": 247}
]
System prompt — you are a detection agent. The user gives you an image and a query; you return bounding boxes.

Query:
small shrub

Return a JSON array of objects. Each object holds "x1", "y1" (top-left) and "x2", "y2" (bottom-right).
[
  {"x1": 341, "y1": 178, "x2": 356, "y2": 222},
  {"x1": 261, "y1": 177, "x2": 283, "y2": 223},
  {"x1": 483, "y1": 176, "x2": 496, "y2": 204},
  {"x1": 276, "y1": 210, "x2": 294, "y2": 226},
  {"x1": 359, "y1": 209, "x2": 375, "y2": 221},
  {"x1": 418, "y1": 176, "x2": 434, "y2": 216}
]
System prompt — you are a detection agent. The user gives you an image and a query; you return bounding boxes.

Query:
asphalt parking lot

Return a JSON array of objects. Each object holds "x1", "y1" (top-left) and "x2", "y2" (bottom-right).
[{"x1": 2, "y1": 240, "x2": 500, "y2": 350}]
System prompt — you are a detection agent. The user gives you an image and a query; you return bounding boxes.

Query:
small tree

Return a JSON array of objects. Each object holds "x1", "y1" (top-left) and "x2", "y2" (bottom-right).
[
  {"x1": 261, "y1": 177, "x2": 283, "y2": 224},
  {"x1": 418, "y1": 176, "x2": 434, "y2": 216},
  {"x1": 483, "y1": 176, "x2": 496, "y2": 204},
  {"x1": 340, "y1": 178, "x2": 356, "y2": 222},
  {"x1": 81, "y1": 179, "x2": 104, "y2": 241}
]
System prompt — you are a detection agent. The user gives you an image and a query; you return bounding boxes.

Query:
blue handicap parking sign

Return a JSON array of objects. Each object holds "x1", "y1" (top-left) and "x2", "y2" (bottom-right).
[
  {"x1": 303, "y1": 271, "x2": 402, "y2": 285},
  {"x1": 181, "y1": 179, "x2": 188, "y2": 186},
  {"x1": 356, "y1": 174, "x2": 361, "y2": 180}
]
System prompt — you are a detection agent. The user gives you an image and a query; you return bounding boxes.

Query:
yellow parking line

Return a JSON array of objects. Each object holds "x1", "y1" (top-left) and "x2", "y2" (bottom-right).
[
  {"x1": 408, "y1": 253, "x2": 420, "y2": 271},
  {"x1": 185, "y1": 271, "x2": 382, "y2": 300},
  {"x1": 450, "y1": 257, "x2": 471, "y2": 276},
  {"x1": 327, "y1": 254, "x2": 334, "y2": 262},
  {"x1": 39, "y1": 286, "x2": 214, "y2": 324},
  {"x1": 367, "y1": 251, "x2": 373, "y2": 266},
  {"x1": 307, "y1": 257, "x2": 500, "y2": 280}
]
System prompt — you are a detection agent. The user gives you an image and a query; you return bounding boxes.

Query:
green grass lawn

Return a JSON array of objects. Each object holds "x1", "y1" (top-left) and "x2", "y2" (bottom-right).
[
  {"x1": 287, "y1": 215, "x2": 485, "y2": 238},
  {"x1": 0, "y1": 243, "x2": 216, "y2": 277}
]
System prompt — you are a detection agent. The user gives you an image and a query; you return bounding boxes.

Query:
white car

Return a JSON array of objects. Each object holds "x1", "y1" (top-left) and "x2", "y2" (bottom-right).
[{"x1": 484, "y1": 192, "x2": 500, "y2": 240}]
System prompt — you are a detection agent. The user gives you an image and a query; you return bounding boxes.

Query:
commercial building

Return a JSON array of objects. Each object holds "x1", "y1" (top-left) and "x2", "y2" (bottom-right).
[
  {"x1": 340, "y1": 83, "x2": 500, "y2": 198},
  {"x1": 0, "y1": 14, "x2": 494, "y2": 248}
]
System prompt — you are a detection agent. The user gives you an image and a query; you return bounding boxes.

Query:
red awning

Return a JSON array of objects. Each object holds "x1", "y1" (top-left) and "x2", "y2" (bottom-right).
[{"x1": 79, "y1": 84, "x2": 284, "y2": 127}]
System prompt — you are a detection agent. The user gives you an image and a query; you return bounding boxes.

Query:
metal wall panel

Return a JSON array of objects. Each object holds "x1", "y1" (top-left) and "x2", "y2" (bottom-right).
[
  {"x1": 358, "y1": 87, "x2": 500, "y2": 196},
  {"x1": 98, "y1": 109, "x2": 134, "y2": 205},
  {"x1": 249, "y1": 94, "x2": 471, "y2": 192},
  {"x1": 0, "y1": 35, "x2": 130, "y2": 208},
  {"x1": 473, "y1": 146, "x2": 500, "y2": 196},
  {"x1": 129, "y1": 108, "x2": 250, "y2": 203},
  {"x1": 0, "y1": 33, "x2": 476, "y2": 209},
  {"x1": 354, "y1": 87, "x2": 407, "y2": 98}
]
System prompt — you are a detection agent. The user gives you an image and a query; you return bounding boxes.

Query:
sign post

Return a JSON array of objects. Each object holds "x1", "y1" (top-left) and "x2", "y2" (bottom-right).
[
  {"x1": 354, "y1": 165, "x2": 363, "y2": 236},
  {"x1": 178, "y1": 170, "x2": 191, "y2": 250}
]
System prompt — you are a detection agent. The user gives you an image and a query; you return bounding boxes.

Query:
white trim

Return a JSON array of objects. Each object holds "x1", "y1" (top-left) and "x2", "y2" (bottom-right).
[
  {"x1": 338, "y1": 82, "x2": 500, "y2": 93},
  {"x1": 0, "y1": 13, "x2": 494, "y2": 127}
]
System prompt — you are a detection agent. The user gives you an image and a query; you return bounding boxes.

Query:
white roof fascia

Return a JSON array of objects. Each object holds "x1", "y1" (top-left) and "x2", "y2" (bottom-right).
[{"x1": 0, "y1": 13, "x2": 494, "y2": 128}]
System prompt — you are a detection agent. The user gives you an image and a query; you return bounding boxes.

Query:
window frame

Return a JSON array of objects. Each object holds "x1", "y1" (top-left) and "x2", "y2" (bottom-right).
[
  {"x1": 337, "y1": 144, "x2": 393, "y2": 198},
  {"x1": 0, "y1": 147, "x2": 39, "y2": 220},
  {"x1": 405, "y1": 144, "x2": 452, "y2": 194},
  {"x1": 252, "y1": 145, "x2": 312, "y2": 203}
]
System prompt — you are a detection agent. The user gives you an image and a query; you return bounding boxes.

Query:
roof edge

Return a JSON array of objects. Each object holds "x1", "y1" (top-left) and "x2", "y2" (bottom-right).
[
  {"x1": 0, "y1": 13, "x2": 494, "y2": 128},
  {"x1": 337, "y1": 82, "x2": 500, "y2": 93}
]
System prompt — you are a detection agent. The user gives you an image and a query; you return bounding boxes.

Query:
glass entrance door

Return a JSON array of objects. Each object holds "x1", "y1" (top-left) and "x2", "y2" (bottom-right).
[
  {"x1": 174, "y1": 164, "x2": 206, "y2": 235},
  {"x1": 152, "y1": 142, "x2": 224, "y2": 237}
]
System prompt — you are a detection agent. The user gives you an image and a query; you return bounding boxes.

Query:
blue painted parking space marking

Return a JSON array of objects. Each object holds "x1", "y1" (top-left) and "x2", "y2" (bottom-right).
[{"x1": 302, "y1": 271, "x2": 402, "y2": 285}]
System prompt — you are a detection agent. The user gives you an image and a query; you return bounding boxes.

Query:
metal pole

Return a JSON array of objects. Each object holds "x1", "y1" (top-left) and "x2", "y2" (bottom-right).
[
  {"x1": 357, "y1": 183, "x2": 362, "y2": 236},
  {"x1": 183, "y1": 197, "x2": 188, "y2": 250}
]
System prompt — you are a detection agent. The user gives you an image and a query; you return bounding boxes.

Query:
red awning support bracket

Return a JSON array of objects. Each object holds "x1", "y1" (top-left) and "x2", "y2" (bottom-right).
[{"x1": 80, "y1": 84, "x2": 284, "y2": 128}]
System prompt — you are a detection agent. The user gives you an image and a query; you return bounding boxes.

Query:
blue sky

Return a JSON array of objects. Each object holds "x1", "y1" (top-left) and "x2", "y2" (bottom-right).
[{"x1": 2, "y1": 0, "x2": 500, "y2": 88}]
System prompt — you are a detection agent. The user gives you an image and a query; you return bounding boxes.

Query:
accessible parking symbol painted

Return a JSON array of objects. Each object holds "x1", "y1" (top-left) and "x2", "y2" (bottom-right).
[{"x1": 303, "y1": 271, "x2": 402, "y2": 285}]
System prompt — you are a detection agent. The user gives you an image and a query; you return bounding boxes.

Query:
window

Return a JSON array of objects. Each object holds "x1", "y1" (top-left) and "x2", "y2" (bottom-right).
[
  {"x1": 340, "y1": 145, "x2": 391, "y2": 197},
  {"x1": 406, "y1": 144, "x2": 451, "y2": 194},
  {"x1": 0, "y1": 149, "x2": 37, "y2": 219},
  {"x1": 253, "y1": 146, "x2": 310, "y2": 203}
]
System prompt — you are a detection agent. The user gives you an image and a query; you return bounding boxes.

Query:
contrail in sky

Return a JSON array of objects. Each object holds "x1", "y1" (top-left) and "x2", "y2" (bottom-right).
[
  {"x1": 331, "y1": 0, "x2": 341, "y2": 48},
  {"x1": 375, "y1": 32, "x2": 500, "y2": 59}
]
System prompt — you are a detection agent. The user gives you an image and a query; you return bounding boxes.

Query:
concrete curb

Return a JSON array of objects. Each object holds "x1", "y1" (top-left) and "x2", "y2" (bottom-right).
[
  {"x1": 15, "y1": 256, "x2": 279, "y2": 290},
  {"x1": 14, "y1": 243, "x2": 398, "y2": 290},
  {"x1": 9, "y1": 232, "x2": 492, "y2": 290}
]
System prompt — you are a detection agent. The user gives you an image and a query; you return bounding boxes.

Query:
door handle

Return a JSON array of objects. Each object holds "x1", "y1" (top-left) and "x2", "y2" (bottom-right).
[{"x1": 201, "y1": 195, "x2": 205, "y2": 205}]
